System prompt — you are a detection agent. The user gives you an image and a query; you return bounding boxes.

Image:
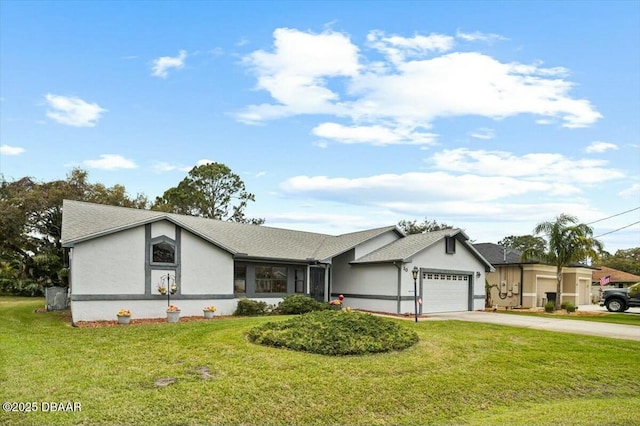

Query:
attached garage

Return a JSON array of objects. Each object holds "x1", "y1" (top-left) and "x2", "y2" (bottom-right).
[
  {"x1": 335, "y1": 230, "x2": 493, "y2": 315},
  {"x1": 421, "y1": 271, "x2": 471, "y2": 313}
]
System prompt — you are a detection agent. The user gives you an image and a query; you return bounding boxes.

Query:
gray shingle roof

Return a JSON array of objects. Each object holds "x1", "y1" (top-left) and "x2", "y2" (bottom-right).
[
  {"x1": 352, "y1": 229, "x2": 459, "y2": 263},
  {"x1": 353, "y1": 229, "x2": 494, "y2": 271},
  {"x1": 61, "y1": 200, "x2": 399, "y2": 262},
  {"x1": 473, "y1": 243, "x2": 523, "y2": 265}
]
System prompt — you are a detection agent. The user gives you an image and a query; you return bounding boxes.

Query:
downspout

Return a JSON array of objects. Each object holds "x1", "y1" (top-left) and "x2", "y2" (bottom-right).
[
  {"x1": 393, "y1": 261, "x2": 403, "y2": 314},
  {"x1": 326, "y1": 263, "x2": 331, "y2": 302},
  {"x1": 519, "y1": 264, "x2": 524, "y2": 307}
]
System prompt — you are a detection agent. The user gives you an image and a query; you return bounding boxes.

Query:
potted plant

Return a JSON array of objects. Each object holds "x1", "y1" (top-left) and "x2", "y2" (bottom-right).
[
  {"x1": 117, "y1": 309, "x2": 131, "y2": 325},
  {"x1": 166, "y1": 304, "x2": 181, "y2": 323},
  {"x1": 203, "y1": 305, "x2": 217, "y2": 319},
  {"x1": 329, "y1": 300, "x2": 342, "y2": 310},
  {"x1": 157, "y1": 284, "x2": 167, "y2": 295}
]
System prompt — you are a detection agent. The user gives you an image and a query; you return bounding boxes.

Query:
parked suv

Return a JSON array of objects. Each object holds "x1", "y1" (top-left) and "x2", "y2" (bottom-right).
[{"x1": 600, "y1": 287, "x2": 640, "y2": 312}]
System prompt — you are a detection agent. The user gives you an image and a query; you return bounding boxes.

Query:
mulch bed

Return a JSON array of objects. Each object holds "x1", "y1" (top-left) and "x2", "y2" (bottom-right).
[{"x1": 73, "y1": 315, "x2": 237, "y2": 328}]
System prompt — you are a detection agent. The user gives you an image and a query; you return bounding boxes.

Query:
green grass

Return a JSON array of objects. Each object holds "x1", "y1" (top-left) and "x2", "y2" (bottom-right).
[
  {"x1": 498, "y1": 309, "x2": 640, "y2": 326},
  {"x1": 2, "y1": 296, "x2": 639, "y2": 425}
]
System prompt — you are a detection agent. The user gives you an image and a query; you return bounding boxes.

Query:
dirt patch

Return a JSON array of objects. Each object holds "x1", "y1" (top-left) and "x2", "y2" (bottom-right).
[
  {"x1": 196, "y1": 366, "x2": 215, "y2": 380},
  {"x1": 154, "y1": 377, "x2": 176, "y2": 387},
  {"x1": 73, "y1": 315, "x2": 236, "y2": 328}
]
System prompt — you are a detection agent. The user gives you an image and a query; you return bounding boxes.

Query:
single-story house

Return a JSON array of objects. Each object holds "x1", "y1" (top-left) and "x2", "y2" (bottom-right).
[
  {"x1": 592, "y1": 266, "x2": 640, "y2": 288},
  {"x1": 591, "y1": 266, "x2": 640, "y2": 302},
  {"x1": 474, "y1": 243, "x2": 595, "y2": 308},
  {"x1": 61, "y1": 200, "x2": 493, "y2": 322}
]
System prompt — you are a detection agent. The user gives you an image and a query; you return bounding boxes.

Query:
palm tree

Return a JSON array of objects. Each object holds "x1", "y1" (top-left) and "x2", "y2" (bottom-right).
[{"x1": 521, "y1": 214, "x2": 603, "y2": 310}]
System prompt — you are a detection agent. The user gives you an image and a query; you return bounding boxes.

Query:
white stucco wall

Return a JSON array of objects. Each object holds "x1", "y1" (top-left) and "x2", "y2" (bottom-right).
[
  {"x1": 151, "y1": 220, "x2": 175, "y2": 239},
  {"x1": 180, "y1": 231, "x2": 233, "y2": 295},
  {"x1": 71, "y1": 297, "x2": 286, "y2": 322},
  {"x1": 401, "y1": 240, "x2": 486, "y2": 312},
  {"x1": 332, "y1": 250, "x2": 398, "y2": 297},
  {"x1": 71, "y1": 226, "x2": 145, "y2": 295}
]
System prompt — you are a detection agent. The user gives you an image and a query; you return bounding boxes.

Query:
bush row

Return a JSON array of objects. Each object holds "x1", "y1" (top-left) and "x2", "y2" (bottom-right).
[{"x1": 233, "y1": 294, "x2": 332, "y2": 316}]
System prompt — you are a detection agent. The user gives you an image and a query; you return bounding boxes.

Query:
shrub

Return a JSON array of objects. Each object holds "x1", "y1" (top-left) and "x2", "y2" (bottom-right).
[
  {"x1": 233, "y1": 299, "x2": 268, "y2": 316},
  {"x1": 544, "y1": 301, "x2": 555, "y2": 313},
  {"x1": 276, "y1": 294, "x2": 330, "y2": 315},
  {"x1": 564, "y1": 301, "x2": 576, "y2": 313},
  {"x1": 247, "y1": 310, "x2": 419, "y2": 356}
]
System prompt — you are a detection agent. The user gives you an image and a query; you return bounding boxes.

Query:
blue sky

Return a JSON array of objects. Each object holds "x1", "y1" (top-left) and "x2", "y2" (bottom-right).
[{"x1": 1, "y1": 0, "x2": 639, "y2": 253}]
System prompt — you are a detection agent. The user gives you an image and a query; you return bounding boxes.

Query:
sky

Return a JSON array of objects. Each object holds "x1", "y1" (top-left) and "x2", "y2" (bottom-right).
[{"x1": 1, "y1": 0, "x2": 639, "y2": 253}]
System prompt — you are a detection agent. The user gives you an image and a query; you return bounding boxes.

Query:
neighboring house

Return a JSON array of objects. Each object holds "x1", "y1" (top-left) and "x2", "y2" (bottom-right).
[
  {"x1": 591, "y1": 266, "x2": 640, "y2": 302},
  {"x1": 474, "y1": 243, "x2": 595, "y2": 308},
  {"x1": 592, "y1": 266, "x2": 640, "y2": 288},
  {"x1": 61, "y1": 200, "x2": 493, "y2": 321}
]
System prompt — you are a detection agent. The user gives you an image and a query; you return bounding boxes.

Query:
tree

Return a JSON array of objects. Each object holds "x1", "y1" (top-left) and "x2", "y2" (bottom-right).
[
  {"x1": 498, "y1": 235, "x2": 547, "y2": 254},
  {"x1": 152, "y1": 162, "x2": 264, "y2": 224},
  {"x1": 521, "y1": 214, "x2": 603, "y2": 310},
  {"x1": 0, "y1": 169, "x2": 148, "y2": 295},
  {"x1": 398, "y1": 218, "x2": 453, "y2": 235},
  {"x1": 599, "y1": 248, "x2": 640, "y2": 276}
]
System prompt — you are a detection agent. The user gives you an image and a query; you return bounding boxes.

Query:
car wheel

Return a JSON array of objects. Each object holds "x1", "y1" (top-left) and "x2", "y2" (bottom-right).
[{"x1": 605, "y1": 298, "x2": 625, "y2": 312}]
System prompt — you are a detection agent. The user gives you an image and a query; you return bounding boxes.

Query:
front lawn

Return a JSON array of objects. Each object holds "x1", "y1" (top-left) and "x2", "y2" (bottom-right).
[{"x1": 2, "y1": 297, "x2": 639, "y2": 425}]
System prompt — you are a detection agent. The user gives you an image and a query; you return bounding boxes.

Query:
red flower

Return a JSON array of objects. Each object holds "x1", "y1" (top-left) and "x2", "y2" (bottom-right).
[{"x1": 338, "y1": 294, "x2": 344, "y2": 301}]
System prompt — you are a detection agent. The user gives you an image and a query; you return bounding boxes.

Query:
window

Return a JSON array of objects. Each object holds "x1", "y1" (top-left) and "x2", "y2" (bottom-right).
[
  {"x1": 234, "y1": 265, "x2": 246, "y2": 294},
  {"x1": 445, "y1": 237, "x2": 456, "y2": 254},
  {"x1": 294, "y1": 268, "x2": 305, "y2": 293},
  {"x1": 255, "y1": 265, "x2": 287, "y2": 293},
  {"x1": 152, "y1": 241, "x2": 175, "y2": 263}
]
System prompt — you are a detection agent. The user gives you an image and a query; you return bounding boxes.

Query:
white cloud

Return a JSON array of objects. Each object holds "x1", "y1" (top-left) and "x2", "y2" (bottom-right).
[
  {"x1": 82, "y1": 154, "x2": 137, "y2": 170},
  {"x1": 152, "y1": 161, "x2": 191, "y2": 173},
  {"x1": 585, "y1": 141, "x2": 618, "y2": 153},
  {"x1": 256, "y1": 171, "x2": 267, "y2": 177},
  {"x1": 279, "y1": 147, "x2": 626, "y2": 214},
  {"x1": 237, "y1": 28, "x2": 359, "y2": 123},
  {"x1": 238, "y1": 27, "x2": 602, "y2": 142},
  {"x1": 469, "y1": 128, "x2": 495, "y2": 140},
  {"x1": 151, "y1": 50, "x2": 187, "y2": 78},
  {"x1": 196, "y1": 159, "x2": 215, "y2": 166},
  {"x1": 429, "y1": 148, "x2": 624, "y2": 184},
  {"x1": 367, "y1": 30, "x2": 455, "y2": 64},
  {"x1": 0, "y1": 144, "x2": 25, "y2": 155},
  {"x1": 456, "y1": 30, "x2": 508, "y2": 43},
  {"x1": 281, "y1": 172, "x2": 560, "y2": 203},
  {"x1": 44, "y1": 94, "x2": 107, "y2": 127},
  {"x1": 312, "y1": 122, "x2": 437, "y2": 146},
  {"x1": 618, "y1": 183, "x2": 640, "y2": 197},
  {"x1": 266, "y1": 211, "x2": 388, "y2": 233}
]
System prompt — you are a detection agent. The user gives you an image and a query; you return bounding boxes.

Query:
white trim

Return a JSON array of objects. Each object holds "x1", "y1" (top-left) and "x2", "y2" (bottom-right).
[{"x1": 522, "y1": 293, "x2": 536, "y2": 297}]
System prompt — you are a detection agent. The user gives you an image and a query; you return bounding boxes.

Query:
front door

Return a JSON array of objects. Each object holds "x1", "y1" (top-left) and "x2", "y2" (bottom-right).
[{"x1": 310, "y1": 267, "x2": 325, "y2": 302}]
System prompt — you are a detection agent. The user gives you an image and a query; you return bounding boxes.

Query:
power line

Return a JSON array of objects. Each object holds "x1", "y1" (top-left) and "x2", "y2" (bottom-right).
[
  {"x1": 586, "y1": 206, "x2": 640, "y2": 225},
  {"x1": 594, "y1": 221, "x2": 640, "y2": 238}
]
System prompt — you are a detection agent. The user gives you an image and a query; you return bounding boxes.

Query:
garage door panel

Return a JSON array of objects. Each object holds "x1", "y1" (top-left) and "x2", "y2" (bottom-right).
[{"x1": 422, "y1": 272, "x2": 470, "y2": 313}]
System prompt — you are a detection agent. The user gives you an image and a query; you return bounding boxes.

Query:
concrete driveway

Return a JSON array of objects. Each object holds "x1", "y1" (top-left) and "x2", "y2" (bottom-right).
[{"x1": 425, "y1": 308, "x2": 640, "y2": 341}]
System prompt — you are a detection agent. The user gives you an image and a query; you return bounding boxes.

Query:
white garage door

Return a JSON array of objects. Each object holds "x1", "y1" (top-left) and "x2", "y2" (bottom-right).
[{"x1": 422, "y1": 272, "x2": 470, "y2": 313}]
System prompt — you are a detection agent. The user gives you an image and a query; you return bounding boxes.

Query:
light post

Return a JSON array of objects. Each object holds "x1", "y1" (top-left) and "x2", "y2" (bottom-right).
[{"x1": 412, "y1": 266, "x2": 419, "y2": 323}]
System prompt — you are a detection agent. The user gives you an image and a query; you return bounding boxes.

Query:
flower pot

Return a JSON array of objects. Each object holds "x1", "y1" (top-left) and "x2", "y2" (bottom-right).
[
  {"x1": 117, "y1": 315, "x2": 131, "y2": 325},
  {"x1": 330, "y1": 304, "x2": 342, "y2": 310},
  {"x1": 203, "y1": 310, "x2": 215, "y2": 319},
  {"x1": 167, "y1": 310, "x2": 181, "y2": 323}
]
